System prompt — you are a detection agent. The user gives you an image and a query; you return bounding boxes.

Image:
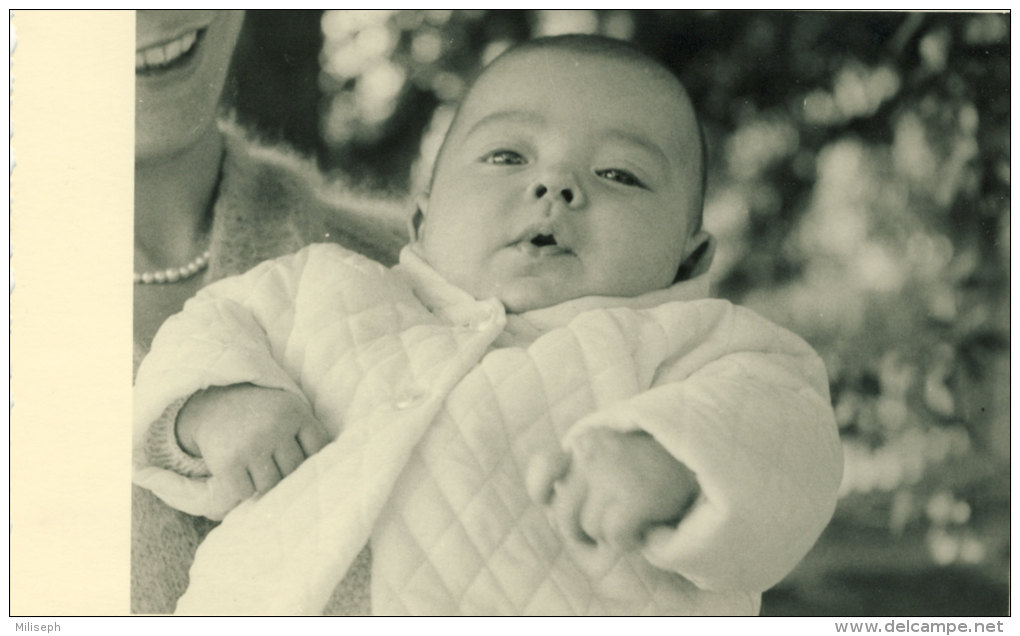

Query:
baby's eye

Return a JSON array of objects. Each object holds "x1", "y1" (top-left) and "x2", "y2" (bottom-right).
[
  {"x1": 483, "y1": 150, "x2": 526, "y2": 165},
  {"x1": 596, "y1": 168, "x2": 646, "y2": 189}
]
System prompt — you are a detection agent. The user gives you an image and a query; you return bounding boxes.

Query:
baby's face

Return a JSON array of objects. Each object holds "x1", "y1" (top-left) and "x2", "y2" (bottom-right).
[{"x1": 415, "y1": 47, "x2": 703, "y2": 313}]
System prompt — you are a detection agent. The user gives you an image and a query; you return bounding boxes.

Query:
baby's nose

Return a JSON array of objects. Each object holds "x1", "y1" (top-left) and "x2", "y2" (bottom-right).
[
  {"x1": 531, "y1": 178, "x2": 585, "y2": 209},
  {"x1": 533, "y1": 183, "x2": 575, "y2": 204}
]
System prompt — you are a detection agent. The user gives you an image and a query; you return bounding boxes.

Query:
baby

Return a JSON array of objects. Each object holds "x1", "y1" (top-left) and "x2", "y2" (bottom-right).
[{"x1": 134, "y1": 35, "x2": 842, "y2": 615}]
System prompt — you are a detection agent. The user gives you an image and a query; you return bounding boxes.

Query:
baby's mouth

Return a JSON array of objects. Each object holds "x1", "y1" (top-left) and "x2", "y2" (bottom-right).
[
  {"x1": 136, "y1": 29, "x2": 204, "y2": 74},
  {"x1": 515, "y1": 231, "x2": 572, "y2": 257}
]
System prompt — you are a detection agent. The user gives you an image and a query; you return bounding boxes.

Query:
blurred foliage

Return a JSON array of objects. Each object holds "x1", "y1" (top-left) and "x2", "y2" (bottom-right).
[{"x1": 230, "y1": 10, "x2": 1009, "y2": 616}]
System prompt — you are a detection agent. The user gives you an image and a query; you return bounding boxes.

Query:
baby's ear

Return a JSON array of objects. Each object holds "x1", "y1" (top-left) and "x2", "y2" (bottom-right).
[
  {"x1": 675, "y1": 231, "x2": 715, "y2": 282},
  {"x1": 408, "y1": 194, "x2": 430, "y2": 242}
]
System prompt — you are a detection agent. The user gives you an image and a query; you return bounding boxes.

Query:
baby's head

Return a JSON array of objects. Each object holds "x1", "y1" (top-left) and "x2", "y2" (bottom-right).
[{"x1": 411, "y1": 35, "x2": 714, "y2": 313}]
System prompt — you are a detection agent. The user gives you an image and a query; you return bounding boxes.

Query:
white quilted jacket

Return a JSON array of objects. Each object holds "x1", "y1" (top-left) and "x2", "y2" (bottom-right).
[{"x1": 133, "y1": 243, "x2": 842, "y2": 616}]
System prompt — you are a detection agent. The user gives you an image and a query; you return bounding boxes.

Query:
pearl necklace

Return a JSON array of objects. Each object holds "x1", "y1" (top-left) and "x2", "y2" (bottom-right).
[{"x1": 134, "y1": 250, "x2": 211, "y2": 285}]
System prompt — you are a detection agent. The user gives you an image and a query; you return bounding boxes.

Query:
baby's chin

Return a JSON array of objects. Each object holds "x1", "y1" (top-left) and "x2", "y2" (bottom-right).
[{"x1": 492, "y1": 281, "x2": 584, "y2": 315}]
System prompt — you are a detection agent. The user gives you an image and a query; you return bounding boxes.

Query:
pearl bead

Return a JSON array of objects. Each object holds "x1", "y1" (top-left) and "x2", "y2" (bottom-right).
[{"x1": 134, "y1": 249, "x2": 211, "y2": 285}]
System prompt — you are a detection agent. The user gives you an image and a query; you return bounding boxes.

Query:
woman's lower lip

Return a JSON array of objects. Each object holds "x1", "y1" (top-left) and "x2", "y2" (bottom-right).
[{"x1": 135, "y1": 28, "x2": 204, "y2": 75}]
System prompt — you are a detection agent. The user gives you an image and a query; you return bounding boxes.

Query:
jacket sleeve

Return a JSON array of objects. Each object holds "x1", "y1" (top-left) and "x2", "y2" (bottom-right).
[
  {"x1": 132, "y1": 244, "x2": 384, "y2": 520},
  {"x1": 563, "y1": 299, "x2": 843, "y2": 593}
]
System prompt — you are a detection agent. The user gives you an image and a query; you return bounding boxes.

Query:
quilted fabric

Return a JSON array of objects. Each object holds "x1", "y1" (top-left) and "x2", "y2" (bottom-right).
[
  {"x1": 134, "y1": 243, "x2": 842, "y2": 615},
  {"x1": 131, "y1": 119, "x2": 407, "y2": 615}
]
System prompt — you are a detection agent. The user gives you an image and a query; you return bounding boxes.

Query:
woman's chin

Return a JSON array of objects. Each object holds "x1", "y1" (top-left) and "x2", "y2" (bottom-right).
[
  {"x1": 135, "y1": 114, "x2": 217, "y2": 165},
  {"x1": 134, "y1": 11, "x2": 243, "y2": 159}
]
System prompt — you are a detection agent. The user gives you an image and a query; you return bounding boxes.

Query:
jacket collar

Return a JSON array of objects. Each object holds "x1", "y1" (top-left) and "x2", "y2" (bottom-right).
[{"x1": 395, "y1": 245, "x2": 712, "y2": 341}]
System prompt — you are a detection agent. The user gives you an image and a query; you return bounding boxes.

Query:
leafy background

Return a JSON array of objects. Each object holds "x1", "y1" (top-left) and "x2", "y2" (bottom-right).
[{"x1": 227, "y1": 10, "x2": 1010, "y2": 616}]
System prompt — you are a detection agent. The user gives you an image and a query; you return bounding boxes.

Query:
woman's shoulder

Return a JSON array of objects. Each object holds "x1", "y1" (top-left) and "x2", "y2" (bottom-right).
[{"x1": 215, "y1": 119, "x2": 408, "y2": 267}]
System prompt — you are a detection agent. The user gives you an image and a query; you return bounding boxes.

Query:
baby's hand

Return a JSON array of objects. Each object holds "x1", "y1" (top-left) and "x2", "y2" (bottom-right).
[
  {"x1": 176, "y1": 383, "x2": 330, "y2": 501},
  {"x1": 527, "y1": 429, "x2": 699, "y2": 552}
]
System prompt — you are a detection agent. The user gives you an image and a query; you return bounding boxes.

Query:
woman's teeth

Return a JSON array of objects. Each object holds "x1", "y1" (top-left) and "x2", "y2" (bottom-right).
[{"x1": 135, "y1": 30, "x2": 198, "y2": 72}]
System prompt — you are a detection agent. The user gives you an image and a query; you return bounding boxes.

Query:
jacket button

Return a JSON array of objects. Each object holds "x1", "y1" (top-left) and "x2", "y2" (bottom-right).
[
  {"x1": 394, "y1": 390, "x2": 426, "y2": 409},
  {"x1": 469, "y1": 309, "x2": 497, "y2": 331}
]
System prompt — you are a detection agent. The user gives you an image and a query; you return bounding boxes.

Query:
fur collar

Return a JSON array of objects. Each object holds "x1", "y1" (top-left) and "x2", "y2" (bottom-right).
[{"x1": 206, "y1": 121, "x2": 409, "y2": 282}]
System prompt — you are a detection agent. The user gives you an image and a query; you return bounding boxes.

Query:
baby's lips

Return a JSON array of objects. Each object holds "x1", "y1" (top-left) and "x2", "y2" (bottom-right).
[
  {"x1": 511, "y1": 219, "x2": 570, "y2": 246},
  {"x1": 513, "y1": 231, "x2": 575, "y2": 257},
  {"x1": 516, "y1": 241, "x2": 570, "y2": 258}
]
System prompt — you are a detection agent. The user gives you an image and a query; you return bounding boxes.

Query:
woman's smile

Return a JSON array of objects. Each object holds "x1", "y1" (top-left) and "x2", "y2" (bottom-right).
[{"x1": 136, "y1": 29, "x2": 203, "y2": 74}]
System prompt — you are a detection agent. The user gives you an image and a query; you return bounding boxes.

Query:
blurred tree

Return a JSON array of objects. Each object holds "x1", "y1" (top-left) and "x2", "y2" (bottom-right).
[{"x1": 230, "y1": 10, "x2": 324, "y2": 156}]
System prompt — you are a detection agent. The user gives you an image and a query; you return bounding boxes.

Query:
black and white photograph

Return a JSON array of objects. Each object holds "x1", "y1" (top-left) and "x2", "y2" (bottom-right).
[{"x1": 10, "y1": 9, "x2": 1011, "y2": 625}]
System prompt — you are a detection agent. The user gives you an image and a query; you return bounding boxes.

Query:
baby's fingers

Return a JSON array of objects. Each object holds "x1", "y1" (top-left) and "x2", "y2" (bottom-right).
[
  {"x1": 220, "y1": 465, "x2": 256, "y2": 502},
  {"x1": 550, "y1": 474, "x2": 596, "y2": 546},
  {"x1": 297, "y1": 418, "x2": 330, "y2": 457},
  {"x1": 576, "y1": 488, "x2": 643, "y2": 551},
  {"x1": 248, "y1": 456, "x2": 283, "y2": 495},
  {"x1": 526, "y1": 450, "x2": 570, "y2": 505},
  {"x1": 595, "y1": 505, "x2": 647, "y2": 552},
  {"x1": 273, "y1": 438, "x2": 307, "y2": 478}
]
